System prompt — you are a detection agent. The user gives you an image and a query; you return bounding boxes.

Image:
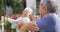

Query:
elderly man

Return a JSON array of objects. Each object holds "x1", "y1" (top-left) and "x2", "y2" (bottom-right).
[{"x1": 20, "y1": 0, "x2": 59, "y2": 32}]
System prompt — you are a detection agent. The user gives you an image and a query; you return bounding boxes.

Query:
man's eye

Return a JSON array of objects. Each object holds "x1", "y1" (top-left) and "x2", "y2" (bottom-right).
[{"x1": 40, "y1": 3, "x2": 43, "y2": 6}]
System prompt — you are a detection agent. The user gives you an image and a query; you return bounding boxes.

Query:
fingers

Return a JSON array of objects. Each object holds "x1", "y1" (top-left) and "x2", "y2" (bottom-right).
[
  {"x1": 24, "y1": 22, "x2": 39, "y2": 31},
  {"x1": 29, "y1": 26, "x2": 39, "y2": 31},
  {"x1": 31, "y1": 22, "x2": 38, "y2": 27}
]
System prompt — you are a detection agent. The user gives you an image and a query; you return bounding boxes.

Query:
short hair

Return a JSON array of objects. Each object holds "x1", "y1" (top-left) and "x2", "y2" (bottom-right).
[
  {"x1": 24, "y1": 7, "x2": 33, "y2": 15},
  {"x1": 41, "y1": 0, "x2": 58, "y2": 13}
]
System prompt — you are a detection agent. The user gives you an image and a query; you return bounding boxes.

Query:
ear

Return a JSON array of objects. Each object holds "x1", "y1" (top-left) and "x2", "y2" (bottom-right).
[{"x1": 44, "y1": 7, "x2": 48, "y2": 12}]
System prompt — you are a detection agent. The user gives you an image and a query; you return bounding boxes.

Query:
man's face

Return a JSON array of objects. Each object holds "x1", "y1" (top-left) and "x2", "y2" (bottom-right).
[{"x1": 39, "y1": 3, "x2": 48, "y2": 16}]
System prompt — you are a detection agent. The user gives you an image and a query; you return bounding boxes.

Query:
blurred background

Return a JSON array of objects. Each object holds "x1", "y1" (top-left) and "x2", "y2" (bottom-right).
[
  {"x1": 0, "y1": 0, "x2": 41, "y2": 19},
  {"x1": 0, "y1": 0, "x2": 41, "y2": 32},
  {"x1": 0, "y1": 0, "x2": 60, "y2": 32}
]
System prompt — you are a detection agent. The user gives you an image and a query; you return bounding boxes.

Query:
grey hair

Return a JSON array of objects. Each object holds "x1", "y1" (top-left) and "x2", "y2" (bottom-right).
[
  {"x1": 41, "y1": 0, "x2": 57, "y2": 13},
  {"x1": 24, "y1": 7, "x2": 33, "y2": 15}
]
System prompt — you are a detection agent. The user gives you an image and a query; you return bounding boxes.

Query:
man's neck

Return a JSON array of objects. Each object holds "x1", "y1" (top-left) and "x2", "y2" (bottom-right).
[{"x1": 40, "y1": 13, "x2": 49, "y2": 18}]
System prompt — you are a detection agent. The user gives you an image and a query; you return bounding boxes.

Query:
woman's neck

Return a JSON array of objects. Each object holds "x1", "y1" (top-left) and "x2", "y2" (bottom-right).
[{"x1": 22, "y1": 14, "x2": 29, "y2": 17}]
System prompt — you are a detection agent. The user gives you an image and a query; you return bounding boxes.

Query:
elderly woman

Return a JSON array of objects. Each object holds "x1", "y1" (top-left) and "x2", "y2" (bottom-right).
[
  {"x1": 18, "y1": 7, "x2": 33, "y2": 32},
  {"x1": 6, "y1": 7, "x2": 33, "y2": 32}
]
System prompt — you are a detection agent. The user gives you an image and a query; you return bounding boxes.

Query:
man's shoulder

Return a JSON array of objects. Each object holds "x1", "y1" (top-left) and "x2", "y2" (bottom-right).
[
  {"x1": 41, "y1": 14, "x2": 57, "y2": 23},
  {"x1": 36, "y1": 14, "x2": 54, "y2": 22},
  {"x1": 36, "y1": 13, "x2": 57, "y2": 23},
  {"x1": 42, "y1": 14, "x2": 53, "y2": 19}
]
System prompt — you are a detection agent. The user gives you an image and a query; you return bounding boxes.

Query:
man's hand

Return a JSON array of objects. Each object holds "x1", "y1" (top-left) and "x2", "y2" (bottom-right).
[
  {"x1": 20, "y1": 21, "x2": 39, "y2": 31},
  {"x1": 18, "y1": 21, "x2": 24, "y2": 30}
]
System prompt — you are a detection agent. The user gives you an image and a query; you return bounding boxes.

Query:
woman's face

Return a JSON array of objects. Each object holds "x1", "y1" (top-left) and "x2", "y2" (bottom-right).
[{"x1": 23, "y1": 9, "x2": 30, "y2": 16}]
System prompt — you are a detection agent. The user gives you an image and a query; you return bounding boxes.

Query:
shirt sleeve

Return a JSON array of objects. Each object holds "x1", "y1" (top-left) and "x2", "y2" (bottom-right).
[
  {"x1": 7, "y1": 17, "x2": 22, "y2": 24},
  {"x1": 36, "y1": 19, "x2": 46, "y2": 29},
  {"x1": 36, "y1": 15, "x2": 55, "y2": 29}
]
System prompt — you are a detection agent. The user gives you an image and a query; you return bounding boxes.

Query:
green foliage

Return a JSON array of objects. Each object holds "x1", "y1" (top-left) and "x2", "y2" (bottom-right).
[
  {"x1": 5, "y1": 20, "x2": 12, "y2": 32},
  {"x1": 0, "y1": 0, "x2": 6, "y2": 20},
  {"x1": 36, "y1": 8, "x2": 40, "y2": 15},
  {"x1": 0, "y1": 0, "x2": 23, "y2": 19},
  {"x1": 5, "y1": 20, "x2": 11, "y2": 25},
  {"x1": 5, "y1": 20, "x2": 11, "y2": 29},
  {"x1": 7, "y1": 0, "x2": 23, "y2": 14}
]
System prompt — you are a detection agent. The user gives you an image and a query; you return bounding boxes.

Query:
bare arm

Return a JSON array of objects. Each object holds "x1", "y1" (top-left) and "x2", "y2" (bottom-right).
[
  {"x1": 20, "y1": 21, "x2": 39, "y2": 31},
  {"x1": 18, "y1": 21, "x2": 24, "y2": 30}
]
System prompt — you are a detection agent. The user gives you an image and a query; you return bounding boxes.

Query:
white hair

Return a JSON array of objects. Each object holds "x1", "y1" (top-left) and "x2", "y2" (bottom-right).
[
  {"x1": 41, "y1": 0, "x2": 57, "y2": 13},
  {"x1": 24, "y1": 7, "x2": 33, "y2": 15}
]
